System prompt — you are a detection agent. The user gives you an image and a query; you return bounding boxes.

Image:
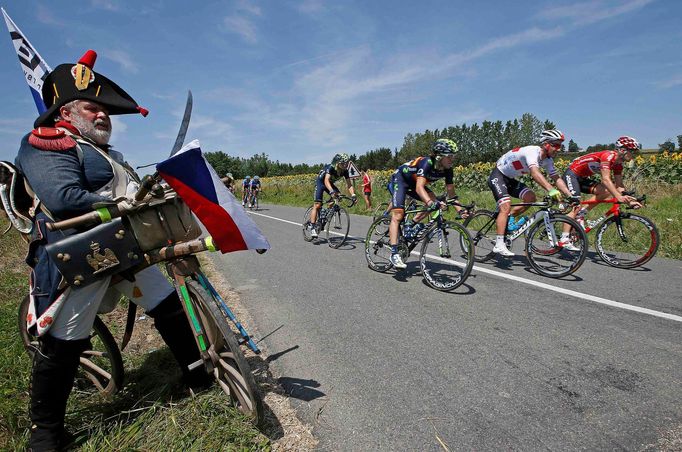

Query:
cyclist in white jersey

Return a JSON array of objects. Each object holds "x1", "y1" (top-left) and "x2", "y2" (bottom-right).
[{"x1": 487, "y1": 129, "x2": 573, "y2": 256}]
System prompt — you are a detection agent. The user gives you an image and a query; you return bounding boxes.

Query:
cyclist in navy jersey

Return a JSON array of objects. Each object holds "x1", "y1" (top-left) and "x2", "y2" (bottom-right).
[
  {"x1": 248, "y1": 175, "x2": 261, "y2": 208},
  {"x1": 387, "y1": 139, "x2": 463, "y2": 269},
  {"x1": 241, "y1": 176, "x2": 251, "y2": 206},
  {"x1": 308, "y1": 153, "x2": 357, "y2": 238}
]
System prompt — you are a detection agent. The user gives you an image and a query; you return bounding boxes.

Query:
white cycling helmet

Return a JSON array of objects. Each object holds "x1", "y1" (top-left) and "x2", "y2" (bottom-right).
[{"x1": 539, "y1": 129, "x2": 565, "y2": 145}]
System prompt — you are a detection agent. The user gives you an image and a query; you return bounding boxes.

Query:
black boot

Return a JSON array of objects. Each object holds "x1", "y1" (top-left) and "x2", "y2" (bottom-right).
[
  {"x1": 146, "y1": 291, "x2": 213, "y2": 390},
  {"x1": 29, "y1": 335, "x2": 89, "y2": 451}
]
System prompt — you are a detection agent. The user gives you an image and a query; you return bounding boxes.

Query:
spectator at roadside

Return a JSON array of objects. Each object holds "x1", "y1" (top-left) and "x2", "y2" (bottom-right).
[{"x1": 361, "y1": 168, "x2": 373, "y2": 209}]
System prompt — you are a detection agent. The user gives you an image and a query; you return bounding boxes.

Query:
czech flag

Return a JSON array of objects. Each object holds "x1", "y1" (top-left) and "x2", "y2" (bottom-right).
[{"x1": 157, "y1": 140, "x2": 270, "y2": 253}]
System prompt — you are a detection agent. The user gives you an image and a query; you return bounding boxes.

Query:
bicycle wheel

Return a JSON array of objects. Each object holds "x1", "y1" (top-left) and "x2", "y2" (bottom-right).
[
  {"x1": 326, "y1": 206, "x2": 350, "y2": 248},
  {"x1": 185, "y1": 280, "x2": 263, "y2": 423},
  {"x1": 302, "y1": 205, "x2": 315, "y2": 242},
  {"x1": 365, "y1": 216, "x2": 394, "y2": 272},
  {"x1": 525, "y1": 214, "x2": 587, "y2": 278},
  {"x1": 419, "y1": 222, "x2": 474, "y2": 291},
  {"x1": 372, "y1": 202, "x2": 390, "y2": 234},
  {"x1": 462, "y1": 209, "x2": 497, "y2": 262},
  {"x1": 18, "y1": 295, "x2": 124, "y2": 397},
  {"x1": 595, "y1": 213, "x2": 659, "y2": 268}
]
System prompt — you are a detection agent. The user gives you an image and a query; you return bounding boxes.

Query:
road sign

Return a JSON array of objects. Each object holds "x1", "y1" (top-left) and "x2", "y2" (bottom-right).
[{"x1": 347, "y1": 161, "x2": 361, "y2": 179}]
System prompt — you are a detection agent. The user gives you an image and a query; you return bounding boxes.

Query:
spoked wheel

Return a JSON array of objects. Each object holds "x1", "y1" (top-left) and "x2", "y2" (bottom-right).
[
  {"x1": 463, "y1": 209, "x2": 497, "y2": 262},
  {"x1": 326, "y1": 206, "x2": 350, "y2": 248},
  {"x1": 595, "y1": 213, "x2": 659, "y2": 268},
  {"x1": 372, "y1": 202, "x2": 390, "y2": 234},
  {"x1": 525, "y1": 214, "x2": 587, "y2": 278},
  {"x1": 185, "y1": 280, "x2": 263, "y2": 424},
  {"x1": 420, "y1": 222, "x2": 475, "y2": 291},
  {"x1": 302, "y1": 205, "x2": 315, "y2": 242},
  {"x1": 18, "y1": 295, "x2": 124, "y2": 397},
  {"x1": 365, "y1": 217, "x2": 394, "y2": 272}
]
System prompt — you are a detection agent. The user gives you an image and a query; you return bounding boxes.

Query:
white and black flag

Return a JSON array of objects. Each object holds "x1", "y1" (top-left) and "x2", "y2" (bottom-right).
[{"x1": 2, "y1": 7, "x2": 52, "y2": 113}]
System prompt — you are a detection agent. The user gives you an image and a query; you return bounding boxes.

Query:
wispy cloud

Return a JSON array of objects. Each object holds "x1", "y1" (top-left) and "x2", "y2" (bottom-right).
[
  {"x1": 103, "y1": 50, "x2": 138, "y2": 74},
  {"x1": 90, "y1": 0, "x2": 119, "y2": 11},
  {"x1": 223, "y1": 15, "x2": 258, "y2": 44},
  {"x1": 222, "y1": 0, "x2": 262, "y2": 44},
  {"x1": 36, "y1": 5, "x2": 65, "y2": 26},
  {"x1": 537, "y1": 0, "x2": 655, "y2": 26},
  {"x1": 189, "y1": 114, "x2": 235, "y2": 138},
  {"x1": 236, "y1": 0, "x2": 261, "y2": 16},
  {"x1": 296, "y1": 0, "x2": 325, "y2": 15},
  {"x1": 109, "y1": 116, "x2": 128, "y2": 144},
  {"x1": 656, "y1": 74, "x2": 682, "y2": 89}
]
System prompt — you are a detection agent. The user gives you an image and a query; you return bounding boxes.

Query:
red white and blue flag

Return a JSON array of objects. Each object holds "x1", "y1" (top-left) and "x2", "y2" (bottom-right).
[
  {"x1": 157, "y1": 140, "x2": 270, "y2": 253},
  {"x1": 2, "y1": 7, "x2": 51, "y2": 113}
]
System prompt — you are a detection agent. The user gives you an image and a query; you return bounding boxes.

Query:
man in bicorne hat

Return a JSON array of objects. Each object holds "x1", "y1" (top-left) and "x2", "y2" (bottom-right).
[{"x1": 15, "y1": 50, "x2": 211, "y2": 451}]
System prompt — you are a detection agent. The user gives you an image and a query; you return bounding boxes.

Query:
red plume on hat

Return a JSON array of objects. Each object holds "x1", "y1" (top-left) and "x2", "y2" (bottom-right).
[{"x1": 34, "y1": 49, "x2": 149, "y2": 128}]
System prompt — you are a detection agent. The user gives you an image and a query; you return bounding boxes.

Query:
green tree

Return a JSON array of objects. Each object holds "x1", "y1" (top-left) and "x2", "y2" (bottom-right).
[
  {"x1": 568, "y1": 139, "x2": 579, "y2": 152},
  {"x1": 676, "y1": 135, "x2": 682, "y2": 152},
  {"x1": 659, "y1": 139, "x2": 675, "y2": 153}
]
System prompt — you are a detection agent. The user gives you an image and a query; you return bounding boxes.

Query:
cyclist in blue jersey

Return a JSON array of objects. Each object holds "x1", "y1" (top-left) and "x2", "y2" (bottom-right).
[
  {"x1": 387, "y1": 139, "x2": 463, "y2": 269},
  {"x1": 241, "y1": 176, "x2": 251, "y2": 207},
  {"x1": 308, "y1": 153, "x2": 357, "y2": 238},
  {"x1": 248, "y1": 175, "x2": 261, "y2": 208}
]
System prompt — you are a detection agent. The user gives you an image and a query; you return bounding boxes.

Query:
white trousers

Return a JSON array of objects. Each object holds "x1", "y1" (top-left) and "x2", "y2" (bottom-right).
[{"x1": 48, "y1": 266, "x2": 174, "y2": 340}]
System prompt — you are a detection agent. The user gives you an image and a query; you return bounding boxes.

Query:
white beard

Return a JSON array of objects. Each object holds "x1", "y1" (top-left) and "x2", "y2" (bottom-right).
[{"x1": 70, "y1": 114, "x2": 112, "y2": 145}]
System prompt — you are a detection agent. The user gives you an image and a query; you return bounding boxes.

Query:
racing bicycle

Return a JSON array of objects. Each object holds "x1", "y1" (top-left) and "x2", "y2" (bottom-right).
[
  {"x1": 248, "y1": 189, "x2": 260, "y2": 211},
  {"x1": 463, "y1": 197, "x2": 588, "y2": 278},
  {"x1": 365, "y1": 198, "x2": 475, "y2": 291},
  {"x1": 302, "y1": 194, "x2": 357, "y2": 248},
  {"x1": 577, "y1": 193, "x2": 659, "y2": 268}
]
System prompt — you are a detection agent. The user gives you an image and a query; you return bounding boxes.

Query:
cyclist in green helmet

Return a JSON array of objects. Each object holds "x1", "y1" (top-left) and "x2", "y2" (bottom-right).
[
  {"x1": 308, "y1": 153, "x2": 357, "y2": 238},
  {"x1": 386, "y1": 139, "x2": 463, "y2": 269}
]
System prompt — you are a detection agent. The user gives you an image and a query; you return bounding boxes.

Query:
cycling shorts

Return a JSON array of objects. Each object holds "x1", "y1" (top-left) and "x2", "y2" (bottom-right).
[
  {"x1": 562, "y1": 169, "x2": 598, "y2": 197},
  {"x1": 387, "y1": 173, "x2": 432, "y2": 210},
  {"x1": 487, "y1": 167, "x2": 532, "y2": 205},
  {"x1": 314, "y1": 179, "x2": 340, "y2": 203}
]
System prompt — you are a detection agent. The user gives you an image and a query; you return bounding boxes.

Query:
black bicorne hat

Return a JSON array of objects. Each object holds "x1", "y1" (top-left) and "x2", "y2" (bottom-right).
[{"x1": 34, "y1": 49, "x2": 148, "y2": 127}]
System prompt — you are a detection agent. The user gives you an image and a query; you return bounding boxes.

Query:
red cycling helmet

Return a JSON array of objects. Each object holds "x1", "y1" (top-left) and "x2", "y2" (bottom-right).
[{"x1": 615, "y1": 136, "x2": 641, "y2": 151}]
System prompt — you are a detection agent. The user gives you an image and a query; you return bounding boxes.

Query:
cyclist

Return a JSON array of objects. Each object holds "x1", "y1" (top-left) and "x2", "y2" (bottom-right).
[
  {"x1": 308, "y1": 153, "x2": 357, "y2": 238},
  {"x1": 488, "y1": 129, "x2": 573, "y2": 256},
  {"x1": 387, "y1": 138, "x2": 463, "y2": 269},
  {"x1": 241, "y1": 175, "x2": 251, "y2": 206},
  {"x1": 563, "y1": 135, "x2": 643, "y2": 224},
  {"x1": 249, "y1": 175, "x2": 261, "y2": 208}
]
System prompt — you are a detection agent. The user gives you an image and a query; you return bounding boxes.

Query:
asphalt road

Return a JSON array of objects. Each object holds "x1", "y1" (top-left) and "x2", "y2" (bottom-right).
[{"x1": 211, "y1": 203, "x2": 682, "y2": 451}]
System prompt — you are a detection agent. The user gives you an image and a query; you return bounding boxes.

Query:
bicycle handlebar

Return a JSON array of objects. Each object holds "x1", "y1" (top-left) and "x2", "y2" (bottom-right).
[{"x1": 326, "y1": 194, "x2": 357, "y2": 208}]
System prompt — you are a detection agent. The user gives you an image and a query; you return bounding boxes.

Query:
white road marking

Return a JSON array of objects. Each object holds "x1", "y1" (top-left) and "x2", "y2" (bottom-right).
[{"x1": 249, "y1": 210, "x2": 682, "y2": 323}]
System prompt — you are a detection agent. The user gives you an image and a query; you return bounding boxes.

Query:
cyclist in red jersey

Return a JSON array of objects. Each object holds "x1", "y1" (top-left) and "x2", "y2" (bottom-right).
[{"x1": 562, "y1": 136, "x2": 643, "y2": 227}]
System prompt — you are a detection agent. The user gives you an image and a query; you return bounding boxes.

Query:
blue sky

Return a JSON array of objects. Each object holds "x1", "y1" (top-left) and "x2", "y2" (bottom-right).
[{"x1": 0, "y1": 0, "x2": 680, "y2": 168}]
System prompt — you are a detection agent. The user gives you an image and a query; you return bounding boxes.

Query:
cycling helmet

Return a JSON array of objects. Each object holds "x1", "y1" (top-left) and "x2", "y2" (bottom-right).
[
  {"x1": 615, "y1": 136, "x2": 641, "y2": 151},
  {"x1": 432, "y1": 138, "x2": 458, "y2": 156},
  {"x1": 539, "y1": 129, "x2": 565, "y2": 145},
  {"x1": 331, "y1": 153, "x2": 350, "y2": 165},
  {"x1": 253, "y1": 175, "x2": 260, "y2": 180},
  {"x1": 245, "y1": 175, "x2": 251, "y2": 179}
]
